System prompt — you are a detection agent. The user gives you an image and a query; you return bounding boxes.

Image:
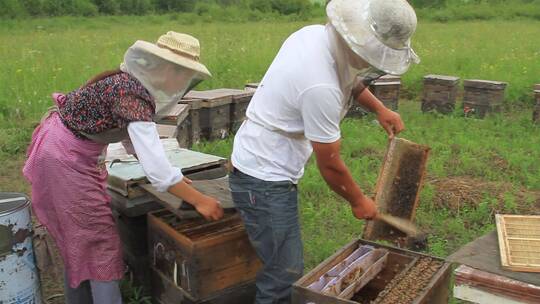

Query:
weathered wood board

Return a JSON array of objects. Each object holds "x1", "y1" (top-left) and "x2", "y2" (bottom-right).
[
  {"x1": 454, "y1": 265, "x2": 540, "y2": 304},
  {"x1": 363, "y1": 138, "x2": 430, "y2": 245}
]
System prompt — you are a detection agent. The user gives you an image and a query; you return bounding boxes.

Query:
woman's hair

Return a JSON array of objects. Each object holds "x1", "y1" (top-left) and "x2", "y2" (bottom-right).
[{"x1": 83, "y1": 68, "x2": 122, "y2": 88}]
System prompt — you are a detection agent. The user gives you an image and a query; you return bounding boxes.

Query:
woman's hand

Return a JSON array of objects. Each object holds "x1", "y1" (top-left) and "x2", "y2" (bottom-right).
[{"x1": 193, "y1": 195, "x2": 224, "y2": 221}]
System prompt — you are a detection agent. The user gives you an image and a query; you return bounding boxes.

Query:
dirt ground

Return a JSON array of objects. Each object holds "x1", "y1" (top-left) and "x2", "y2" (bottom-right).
[{"x1": 428, "y1": 176, "x2": 540, "y2": 214}]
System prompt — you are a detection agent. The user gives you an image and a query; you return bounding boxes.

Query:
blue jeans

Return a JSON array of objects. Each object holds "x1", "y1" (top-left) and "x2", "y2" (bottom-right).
[{"x1": 229, "y1": 168, "x2": 304, "y2": 304}]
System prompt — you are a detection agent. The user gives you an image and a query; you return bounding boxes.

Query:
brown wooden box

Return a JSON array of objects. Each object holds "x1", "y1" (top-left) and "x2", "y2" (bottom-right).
[
  {"x1": 421, "y1": 75, "x2": 460, "y2": 114},
  {"x1": 463, "y1": 79, "x2": 507, "y2": 118},
  {"x1": 230, "y1": 90, "x2": 254, "y2": 133},
  {"x1": 533, "y1": 88, "x2": 540, "y2": 124},
  {"x1": 292, "y1": 239, "x2": 451, "y2": 304},
  {"x1": 370, "y1": 76, "x2": 401, "y2": 111},
  {"x1": 347, "y1": 76, "x2": 401, "y2": 117},
  {"x1": 148, "y1": 210, "x2": 262, "y2": 301},
  {"x1": 151, "y1": 267, "x2": 256, "y2": 304}
]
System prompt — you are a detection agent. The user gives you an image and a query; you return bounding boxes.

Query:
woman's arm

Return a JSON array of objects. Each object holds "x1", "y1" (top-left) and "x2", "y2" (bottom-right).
[{"x1": 127, "y1": 121, "x2": 223, "y2": 221}]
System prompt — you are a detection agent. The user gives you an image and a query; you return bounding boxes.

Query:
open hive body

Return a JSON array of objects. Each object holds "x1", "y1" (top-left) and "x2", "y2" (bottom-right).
[
  {"x1": 293, "y1": 239, "x2": 451, "y2": 304},
  {"x1": 463, "y1": 79, "x2": 507, "y2": 118},
  {"x1": 148, "y1": 210, "x2": 261, "y2": 303},
  {"x1": 421, "y1": 75, "x2": 460, "y2": 114}
]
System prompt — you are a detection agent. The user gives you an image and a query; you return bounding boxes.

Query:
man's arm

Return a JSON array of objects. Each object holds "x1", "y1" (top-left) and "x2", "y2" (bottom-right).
[
  {"x1": 356, "y1": 87, "x2": 405, "y2": 138},
  {"x1": 311, "y1": 140, "x2": 377, "y2": 220}
]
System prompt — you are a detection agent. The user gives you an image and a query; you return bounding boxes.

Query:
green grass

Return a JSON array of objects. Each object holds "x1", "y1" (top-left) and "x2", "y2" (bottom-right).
[
  {"x1": 1, "y1": 17, "x2": 540, "y2": 126},
  {"x1": 1, "y1": 16, "x2": 540, "y2": 302}
]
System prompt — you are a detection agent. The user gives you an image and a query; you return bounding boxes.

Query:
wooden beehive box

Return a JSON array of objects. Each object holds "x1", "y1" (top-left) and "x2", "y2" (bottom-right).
[
  {"x1": 230, "y1": 90, "x2": 254, "y2": 133},
  {"x1": 463, "y1": 79, "x2": 507, "y2": 118},
  {"x1": 370, "y1": 75, "x2": 401, "y2": 111},
  {"x1": 148, "y1": 210, "x2": 262, "y2": 302},
  {"x1": 421, "y1": 75, "x2": 460, "y2": 114},
  {"x1": 292, "y1": 239, "x2": 451, "y2": 304},
  {"x1": 244, "y1": 82, "x2": 260, "y2": 92},
  {"x1": 533, "y1": 85, "x2": 540, "y2": 124},
  {"x1": 347, "y1": 76, "x2": 401, "y2": 117},
  {"x1": 363, "y1": 138, "x2": 430, "y2": 248},
  {"x1": 183, "y1": 89, "x2": 238, "y2": 141}
]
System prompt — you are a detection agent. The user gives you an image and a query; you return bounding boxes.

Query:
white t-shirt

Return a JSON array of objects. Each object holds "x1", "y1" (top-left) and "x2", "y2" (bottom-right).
[{"x1": 232, "y1": 25, "x2": 350, "y2": 184}]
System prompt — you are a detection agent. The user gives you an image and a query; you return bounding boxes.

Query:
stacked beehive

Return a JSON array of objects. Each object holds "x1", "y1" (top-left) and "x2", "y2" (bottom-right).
[
  {"x1": 347, "y1": 75, "x2": 401, "y2": 117},
  {"x1": 181, "y1": 89, "x2": 255, "y2": 142},
  {"x1": 370, "y1": 75, "x2": 401, "y2": 111},
  {"x1": 106, "y1": 140, "x2": 229, "y2": 293},
  {"x1": 533, "y1": 84, "x2": 540, "y2": 124},
  {"x1": 421, "y1": 75, "x2": 460, "y2": 114},
  {"x1": 463, "y1": 79, "x2": 507, "y2": 118}
]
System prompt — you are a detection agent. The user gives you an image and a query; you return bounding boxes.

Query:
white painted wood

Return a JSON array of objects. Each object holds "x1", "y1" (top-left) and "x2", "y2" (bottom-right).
[{"x1": 454, "y1": 284, "x2": 527, "y2": 304}]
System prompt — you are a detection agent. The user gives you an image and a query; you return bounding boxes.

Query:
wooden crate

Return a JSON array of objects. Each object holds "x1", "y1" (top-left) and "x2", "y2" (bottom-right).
[
  {"x1": 463, "y1": 79, "x2": 507, "y2": 118},
  {"x1": 148, "y1": 210, "x2": 262, "y2": 301},
  {"x1": 421, "y1": 75, "x2": 460, "y2": 114},
  {"x1": 151, "y1": 267, "x2": 256, "y2": 304},
  {"x1": 292, "y1": 239, "x2": 451, "y2": 304},
  {"x1": 496, "y1": 214, "x2": 540, "y2": 273},
  {"x1": 347, "y1": 76, "x2": 401, "y2": 117},
  {"x1": 370, "y1": 75, "x2": 401, "y2": 111},
  {"x1": 183, "y1": 89, "x2": 239, "y2": 141},
  {"x1": 230, "y1": 90, "x2": 254, "y2": 133},
  {"x1": 363, "y1": 138, "x2": 430, "y2": 247},
  {"x1": 533, "y1": 88, "x2": 540, "y2": 124}
]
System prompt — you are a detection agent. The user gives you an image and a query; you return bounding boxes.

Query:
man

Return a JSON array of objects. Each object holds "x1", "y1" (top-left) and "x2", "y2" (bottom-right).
[{"x1": 229, "y1": 0, "x2": 420, "y2": 303}]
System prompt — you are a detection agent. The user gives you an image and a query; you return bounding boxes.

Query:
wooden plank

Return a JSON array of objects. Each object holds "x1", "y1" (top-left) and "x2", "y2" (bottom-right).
[
  {"x1": 363, "y1": 137, "x2": 430, "y2": 245},
  {"x1": 454, "y1": 265, "x2": 540, "y2": 303}
]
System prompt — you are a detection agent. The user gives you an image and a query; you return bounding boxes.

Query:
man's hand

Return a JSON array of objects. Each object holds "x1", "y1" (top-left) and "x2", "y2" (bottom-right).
[
  {"x1": 351, "y1": 195, "x2": 378, "y2": 220},
  {"x1": 377, "y1": 108, "x2": 405, "y2": 139},
  {"x1": 355, "y1": 88, "x2": 405, "y2": 138}
]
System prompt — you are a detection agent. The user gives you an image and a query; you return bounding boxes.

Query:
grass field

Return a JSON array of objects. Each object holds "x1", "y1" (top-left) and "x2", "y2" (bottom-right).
[{"x1": 1, "y1": 16, "x2": 540, "y2": 303}]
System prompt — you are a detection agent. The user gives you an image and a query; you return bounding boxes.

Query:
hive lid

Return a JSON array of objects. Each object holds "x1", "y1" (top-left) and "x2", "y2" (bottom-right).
[
  {"x1": 534, "y1": 84, "x2": 540, "y2": 91},
  {"x1": 183, "y1": 89, "x2": 251, "y2": 106},
  {"x1": 375, "y1": 75, "x2": 401, "y2": 83},
  {"x1": 464, "y1": 79, "x2": 508, "y2": 90},
  {"x1": 0, "y1": 193, "x2": 29, "y2": 216},
  {"x1": 424, "y1": 74, "x2": 460, "y2": 84}
]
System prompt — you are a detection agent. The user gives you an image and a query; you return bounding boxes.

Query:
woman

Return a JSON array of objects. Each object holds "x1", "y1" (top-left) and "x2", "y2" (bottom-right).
[{"x1": 23, "y1": 31, "x2": 223, "y2": 304}]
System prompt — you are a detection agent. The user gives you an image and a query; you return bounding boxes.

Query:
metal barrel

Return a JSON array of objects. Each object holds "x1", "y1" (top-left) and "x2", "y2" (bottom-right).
[{"x1": 0, "y1": 193, "x2": 42, "y2": 304}]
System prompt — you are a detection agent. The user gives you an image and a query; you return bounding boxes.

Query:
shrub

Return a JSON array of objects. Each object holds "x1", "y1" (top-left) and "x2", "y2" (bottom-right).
[{"x1": 0, "y1": 0, "x2": 27, "y2": 18}]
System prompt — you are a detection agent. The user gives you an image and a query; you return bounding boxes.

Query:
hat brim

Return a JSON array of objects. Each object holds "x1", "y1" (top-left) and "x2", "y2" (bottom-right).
[
  {"x1": 327, "y1": 0, "x2": 419, "y2": 75},
  {"x1": 133, "y1": 40, "x2": 212, "y2": 79}
]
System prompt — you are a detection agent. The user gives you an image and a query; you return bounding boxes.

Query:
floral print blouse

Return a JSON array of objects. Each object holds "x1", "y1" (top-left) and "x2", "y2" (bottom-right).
[{"x1": 59, "y1": 72, "x2": 155, "y2": 139}]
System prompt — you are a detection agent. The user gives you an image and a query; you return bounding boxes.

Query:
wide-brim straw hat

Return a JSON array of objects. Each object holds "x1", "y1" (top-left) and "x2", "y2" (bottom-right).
[
  {"x1": 134, "y1": 31, "x2": 212, "y2": 79},
  {"x1": 327, "y1": 0, "x2": 420, "y2": 75}
]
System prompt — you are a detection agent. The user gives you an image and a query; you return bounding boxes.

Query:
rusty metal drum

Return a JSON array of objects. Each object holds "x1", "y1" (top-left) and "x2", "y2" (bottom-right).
[{"x1": 0, "y1": 193, "x2": 41, "y2": 304}]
